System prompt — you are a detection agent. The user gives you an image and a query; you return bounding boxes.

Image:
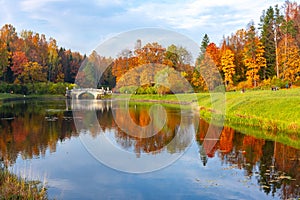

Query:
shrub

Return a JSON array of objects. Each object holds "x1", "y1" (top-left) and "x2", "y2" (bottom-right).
[
  {"x1": 145, "y1": 87, "x2": 157, "y2": 94},
  {"x1": 119, "y1": 86, "x2": 138, "y2": 94},
  {"x1": 136, "y1": 87, "x2": 146, "y2": 94},
  {"x1": 270, "y1": 77, "x2": 288, "y2": 89},
  {"x1": 259, "y1": 79, "x2": 271, "y2": 90},
  {"x1": 293, "y1": 79, "x2": 300, "y2": 87},
  {"x1": 236, "y1": 81, "x2": 252, "y2": 91}
]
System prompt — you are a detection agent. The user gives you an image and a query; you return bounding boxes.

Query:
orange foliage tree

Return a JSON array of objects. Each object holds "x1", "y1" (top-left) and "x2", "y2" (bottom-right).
[{"x1": 221, "y1": 49, "x2": 236, "y2": 87}]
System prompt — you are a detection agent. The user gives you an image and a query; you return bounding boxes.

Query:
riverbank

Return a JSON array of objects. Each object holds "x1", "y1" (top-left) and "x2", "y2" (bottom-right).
[
  {"x1": 0, "y1": 93, "x2": 65, "y2": 104},
  {"x1": 114, "y1": 88, "x2": 300, "y2": 148},
  {"x1": 1, "y1": 89, "x2": 299, "y2": 148}
]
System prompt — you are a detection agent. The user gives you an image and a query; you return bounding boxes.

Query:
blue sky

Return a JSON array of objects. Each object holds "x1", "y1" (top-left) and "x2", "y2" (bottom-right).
[{"x1": 0, "y1": 0, "x2": 285, "y2": 55}]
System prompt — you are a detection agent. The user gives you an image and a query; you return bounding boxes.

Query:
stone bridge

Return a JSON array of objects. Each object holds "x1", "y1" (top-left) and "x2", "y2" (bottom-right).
[{"x1": 66, "y1": 88, "x2": 112, "y2": 99}]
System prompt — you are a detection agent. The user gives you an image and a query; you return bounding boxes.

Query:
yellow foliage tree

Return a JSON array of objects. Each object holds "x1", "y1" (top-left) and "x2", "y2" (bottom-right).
[
  {"x1": 191, "y1": 70, "x2": 206, "y2": 91},
  {"x1": 221, "y1": 49, "x2": 236, "y2": 87},
  {"x1": 278, "y1": 36, "x2": 300, "y2": 82},
  {"x1": 243, "y1": 39, "x2": 266, "y2": 87},
  {"x1": 20, "y1": 61, "x2": 47, "y2": 84}
]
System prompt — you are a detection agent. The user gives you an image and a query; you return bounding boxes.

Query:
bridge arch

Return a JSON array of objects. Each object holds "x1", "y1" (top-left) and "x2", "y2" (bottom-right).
[
  {"x1": 66, "y1": 88, "x2": 111, "y2": 99},
  {"x1": 77, "y1": 91, "x2": 97, "y2": 99}
]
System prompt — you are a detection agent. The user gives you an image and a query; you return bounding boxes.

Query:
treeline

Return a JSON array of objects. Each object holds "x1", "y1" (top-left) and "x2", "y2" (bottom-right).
[
  {"x1": 202, "y1": 1, "x2": 300, "y2": 90},
  {"x1": 81, "y1": 1, "x2": 299, "y2": 93},
  {"x1": 0, "y1": 24, "x2": 84, "y2": 88},
  {"x1": 2, "y1": 1, "x2": 300, "y2": 94}
]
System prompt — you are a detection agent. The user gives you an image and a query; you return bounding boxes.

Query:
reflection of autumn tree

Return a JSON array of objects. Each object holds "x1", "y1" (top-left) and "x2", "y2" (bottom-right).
[
  {"x1": 0, "y1": 101, "x2": 77, "y2": 167},
  {"x1": 195, "y1": 119, "x2": 221, "y2": 166},
  {"x1": 112, "y1": 104, "x2": 191, "y2": 157},
  {"x1": 242, "y1": 136, "x2": 265, "y2": 165},
  {"x1": 96, "y1": 102, "x2": 114, "y2": 129},
  {"x1": 209, "y1": 122, "x2": 300, "y2": 199},
  {"x1": 219, "y1": 127, "x2": 234, "y2": 154},
  {"x1": 240, "y1": 136, "x2": 265, "y2": 177},
  {"x1": 274, "y1": 142, "x2": 300, "y2": 199},
  {"x1": 257, "y1": 141, "x2": 277, "y2": 196}
]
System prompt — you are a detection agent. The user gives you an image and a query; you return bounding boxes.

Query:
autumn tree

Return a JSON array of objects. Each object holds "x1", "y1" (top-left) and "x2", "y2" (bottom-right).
[
  {"x1": 135, "y1": 42, "x2": 166, "y2": 65},
  {"x1": 0, "y1": 40, "x2": 9, "y2": 78},
  {"x1": 18, "y1": 62, "x2": 47, "y2": 85},
  {"x1": 99, "y1": 63, "x2": 116, "y2": 89},
  {"x1": 47, "y1": 38, "x2": 62, "y2": 82},
  {"x1": 198, "y1": 53, "x2": 220, "y2": 90},
  {"x1": 112, "y1": 55, "x2": 138, "y2": 83},
  {"x1": 278, "y1": 35, "x2": 300, "y2": 82},
  {"x1": 243, "y1": 23, "x2": 266, "y2": 87},
  {"x1": 165, "y1": 44, "x2": 193, "y2": 72},
  {"x1": 155, "y1": 66, "x2": 191, "y2": 94},
  {"x1": 0, "y1": 24, "x2": 17, "y2": 83},
  {"x1": 11, "y1": 51, "x2": 28, "y2": 83},
  {"x1": 0, "y1": 24, "x2": 85, "y2": 85},
  {"x1": 60, "y1": 49, "x2": 83, "y2": 83},
  {"x1": 288, "y1": 1, "x2": 300, "y2": 47},
  {"x1": 221, "y1": 49, "x2": 236, "y2": 87},
  {"x1": 191, "y1": 34, "x2": 212, "y2": 91},
  {"x1": 191, "y1": 70, "x2": 205, "y2": 91},
  {"x1": 206, "y1": 43, "x2": 221, "y2": 71},
  {"x1": 224, "y1": 29, "x2": 247, "y2": 82}
]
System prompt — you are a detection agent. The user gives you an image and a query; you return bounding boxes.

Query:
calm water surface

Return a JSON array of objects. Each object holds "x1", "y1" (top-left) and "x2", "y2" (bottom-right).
[{"x1": 0, "y1": 99, "x2": 299, "y2": 199}]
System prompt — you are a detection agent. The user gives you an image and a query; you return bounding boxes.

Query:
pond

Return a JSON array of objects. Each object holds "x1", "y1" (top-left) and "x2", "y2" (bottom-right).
[{"x1": 0, "y1": 99, "x2": 299, "y2": 199}]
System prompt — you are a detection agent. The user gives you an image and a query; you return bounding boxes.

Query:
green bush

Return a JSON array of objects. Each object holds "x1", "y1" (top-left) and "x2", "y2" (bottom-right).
[
  {"x1": 119, "y1": 86, "x2": 138, "y2": 94},
  {"x1": 270, "y1": 77, "x2": 288, "y2": 88},
  {"x1": 145, "y1": 87, "x2": 157, "y2": 94},
  {"x1": 136, "y1": 87, "x2": 146, "y2": 94}
]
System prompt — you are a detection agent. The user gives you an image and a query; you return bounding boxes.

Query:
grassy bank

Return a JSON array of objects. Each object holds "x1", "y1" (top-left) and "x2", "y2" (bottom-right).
[
  {"x1": 0, "y1": 93, "x2": 65, "y2": 104},
  {"x1": 0, "y1": 93, "x2": 24, "y2": 101},
  {"x1": 0, "y1": 169, "x2": 47, "y2": 199},
  {"x1": 115, "y1": 88, "x2": 300, "y2": 131},
  {"x1": 224, "y1": 89, "x2": 300, "y2": 132},
  {"x1": 114, "y1": 88, "x2": 300, "y2": 148},
  {"x1": 1, "y1": 89, "x2": 299, "y2": 148}
]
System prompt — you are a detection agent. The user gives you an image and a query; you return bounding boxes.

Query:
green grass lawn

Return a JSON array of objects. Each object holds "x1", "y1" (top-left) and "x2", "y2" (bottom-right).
[{"x1": 224, "y1": 88, "x2": 300, "y2": 131}]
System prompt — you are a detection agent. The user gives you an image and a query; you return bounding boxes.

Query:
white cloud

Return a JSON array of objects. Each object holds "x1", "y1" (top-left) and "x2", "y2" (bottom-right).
[
  {"x1": 127, "y1": 0, "x2": 272, "y2": 30},
  {"x1": 1, "y1": 0, "x2": 286, "y2": 54},
  {"x1": 20, "y1": 0, "x2": 66, "y2": 12},
  {"x1": 93, "y1": 0, "x2": 123, "y2": 7}
]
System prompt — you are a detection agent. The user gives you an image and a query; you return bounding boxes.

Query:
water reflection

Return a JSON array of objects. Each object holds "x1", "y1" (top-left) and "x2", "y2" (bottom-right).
[
  {"x1": 110, "y1": 102, "x2": 195, "y2": 155},
  {"x1": 0, "y1": 100, "x2": 299, "y2": 198},
  {"x1": 196, "y1": 121, "x2": 300, "y2": 199}
]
